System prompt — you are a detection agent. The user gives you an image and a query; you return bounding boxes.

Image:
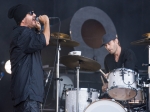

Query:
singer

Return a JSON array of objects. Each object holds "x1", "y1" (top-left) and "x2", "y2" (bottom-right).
[
  {"x1": 8, "y1": 4, "x2": 50, "y2": 112},
  {"x1": 100, "y1": 33, "x2": 138, "y2": 98}
]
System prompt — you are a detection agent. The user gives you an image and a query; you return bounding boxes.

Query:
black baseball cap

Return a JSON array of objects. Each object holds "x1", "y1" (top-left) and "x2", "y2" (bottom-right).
[{"x1": 101, "y1": 33, "x2": 118, "y2": 46}]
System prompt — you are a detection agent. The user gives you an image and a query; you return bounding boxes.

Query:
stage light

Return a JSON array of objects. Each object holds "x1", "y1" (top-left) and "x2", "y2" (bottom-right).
[{"x1": 4, "y1": 60, "x2": 11, "y2": 74}]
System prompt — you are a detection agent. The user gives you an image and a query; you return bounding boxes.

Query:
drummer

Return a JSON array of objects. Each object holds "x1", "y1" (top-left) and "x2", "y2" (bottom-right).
[{"x1": 101, "y1": 33, "x2": 138, "y2": 93}]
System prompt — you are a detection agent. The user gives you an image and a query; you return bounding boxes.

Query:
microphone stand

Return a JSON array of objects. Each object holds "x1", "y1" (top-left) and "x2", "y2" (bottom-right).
[{"x1": 53, "y1": 17, "x2": 61, "y2": 112}]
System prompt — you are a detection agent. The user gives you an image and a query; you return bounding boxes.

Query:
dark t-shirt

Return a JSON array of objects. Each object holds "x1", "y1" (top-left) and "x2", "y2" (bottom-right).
[
  {"x1": 10, "y1": 26, "x2": 46, "y2": 106},
  {"x1": 104, "y1": 48, "x2": 138, "y2": 73}
]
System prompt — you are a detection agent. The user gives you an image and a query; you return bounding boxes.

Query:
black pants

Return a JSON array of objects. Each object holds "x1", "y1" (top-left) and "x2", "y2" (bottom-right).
[{"x1": 13, "y1": 99, "x2": 41, "y2": 112}]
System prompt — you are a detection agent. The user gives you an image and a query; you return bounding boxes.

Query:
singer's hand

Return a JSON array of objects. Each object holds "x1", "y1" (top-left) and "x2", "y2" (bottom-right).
[
  {"x1": 37, "y1": 15, "x2": 50, "y2": 46},
  {"x1": 38, "y1": 15, "x2": 49, "y2": 25}
]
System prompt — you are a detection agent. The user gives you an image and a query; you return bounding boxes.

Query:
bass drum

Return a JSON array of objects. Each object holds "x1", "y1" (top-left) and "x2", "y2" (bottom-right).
[{"x1": 84, "y1": 100, "x2": 127, "y2": 112}]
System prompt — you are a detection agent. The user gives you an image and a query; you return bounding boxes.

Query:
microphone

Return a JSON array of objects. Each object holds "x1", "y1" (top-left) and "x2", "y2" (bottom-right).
[{"x1": 36, "y1": 17, "x2": 58, "y2": 22}]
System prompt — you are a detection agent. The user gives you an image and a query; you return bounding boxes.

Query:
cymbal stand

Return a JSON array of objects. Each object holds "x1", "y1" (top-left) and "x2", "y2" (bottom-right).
[
  {"x1": 76, "y1": 63, "x2": 80, "y2": 112},
  {"x1": 148, "y1": 45, "x2": 150, "y2": 111},
  {"x1": 56, "y1": 44, "x2": 61, "y2": 112}
]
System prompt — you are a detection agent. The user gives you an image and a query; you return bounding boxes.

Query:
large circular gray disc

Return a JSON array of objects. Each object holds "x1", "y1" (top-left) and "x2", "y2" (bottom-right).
[{"x1": 70, "y1": 6, "x2": 117, "y2": 69}]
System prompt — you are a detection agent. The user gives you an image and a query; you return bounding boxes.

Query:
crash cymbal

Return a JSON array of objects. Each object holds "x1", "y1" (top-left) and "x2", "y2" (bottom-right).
[
  {"x1": 142, "y1": 33, "x2": 150, "y2": 38},
  {"x1": 131, "y1": 38, "x2": 150, "y2": 45},
  {"x1": 131, "y1": 33, "x2": 150, "y2": 45},
  {"x1": 60, "y1": 55, "x2": 101, "y2": 71},
  {"x1": 51, "y1": 32, "x2": 71, "y2": 40}
]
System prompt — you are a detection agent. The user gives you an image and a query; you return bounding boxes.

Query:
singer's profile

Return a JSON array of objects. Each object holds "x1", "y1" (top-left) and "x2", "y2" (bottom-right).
[{"x1": 8, "y1": 4, "x2": 50, "y2": 112}]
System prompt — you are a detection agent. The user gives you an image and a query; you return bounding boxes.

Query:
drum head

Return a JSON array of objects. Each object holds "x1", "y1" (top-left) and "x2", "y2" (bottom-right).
[
  {"x1": 84, "y1": 100, "x2": 126, "y2": 112},
  {"x1": 108, "y1": 87, "x2": 137, "y2": 101}
]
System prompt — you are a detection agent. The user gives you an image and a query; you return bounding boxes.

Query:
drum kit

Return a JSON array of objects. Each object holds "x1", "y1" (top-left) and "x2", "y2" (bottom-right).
[{"x1": 49, "y1": 32, "x2": 150, "y2": 112}]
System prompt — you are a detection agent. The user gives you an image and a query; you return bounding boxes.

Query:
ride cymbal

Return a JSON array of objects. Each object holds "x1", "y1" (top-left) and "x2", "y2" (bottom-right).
[{"x1": 60, "y1": 55, "x2": 101, "y2": 71}]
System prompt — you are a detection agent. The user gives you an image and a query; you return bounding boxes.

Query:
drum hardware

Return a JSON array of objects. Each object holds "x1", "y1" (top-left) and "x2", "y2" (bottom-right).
[
  {"x1": 87, "y1": 98, "x2": 92, "y2": 103},
  {"x1": 49, "y1": 33, "x2": 80, "y2": 112},
  {"x1": 87, "y1": 88, "x2": 92, "y2": 103},
  {"x1": 113, "y1": 82, "x2": 116, "y2": 86},
  {"x1": 131, "y1": 33, "x2": 150, "y2": 111},
  {"x1": 142, "y1": 63, "x2": 150, "y2": 66},
  {"x1": 120, "y1": 68, "x2": 137, "y2": 86},
  {"x1": 132, "y1": 105, "x2": 146, "y2": 112},
  {"x1": 143, "y1": 82, "x2": 148, "y2": 87},
  {"x1": 60, "y1": 55, "x2": 101, "y2": 112},
  {"x1": 61, "y1": 84, "x2": 73, "y2": 99},
  {"x1": 137, "y1": 73, "x2": 142, "y2": 86}
]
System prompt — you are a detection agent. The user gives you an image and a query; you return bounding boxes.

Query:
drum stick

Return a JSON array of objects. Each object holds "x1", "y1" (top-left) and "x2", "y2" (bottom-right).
[
  {"x1": 100, "y1": 76, "x2": 105, "y2": 85},
  {"x1": 99, "y1": 69, "x2": 107, "y2": 79}
]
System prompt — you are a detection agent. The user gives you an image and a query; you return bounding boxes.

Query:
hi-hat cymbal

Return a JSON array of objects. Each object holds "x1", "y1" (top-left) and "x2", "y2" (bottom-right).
[
  {"x1": 60, "y1": 55, "x2": 101, "y2": 71},
  {"x1": 50, "y1": 38, "x2": 80, "y2": 47},
  {"x1": 51, "y1": 32, "x2": 71, "y2": 40},
  {"x1": 131, "y1": 38, "x2": 150, "y2": 45}
]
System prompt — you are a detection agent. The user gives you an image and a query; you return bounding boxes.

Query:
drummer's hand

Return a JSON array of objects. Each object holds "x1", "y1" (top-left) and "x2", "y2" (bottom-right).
[
  {"x1": 102, "y1": 83, "x2": 108, "y2": 92},
  {"x1": 104, "y1": 73, "x2": 109, "y2": 79}
]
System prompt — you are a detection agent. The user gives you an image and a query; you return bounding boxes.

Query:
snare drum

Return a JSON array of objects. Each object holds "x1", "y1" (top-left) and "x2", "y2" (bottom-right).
[
  {"x1": 84, "y1": 99, "x2": 127, "y2": 112},
  {"x1": 65, "y1": 88, "x2": 99, "y2": 112},
  {"x1": 108, "y1": 68, "x2": 137, "y2": 100}
]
